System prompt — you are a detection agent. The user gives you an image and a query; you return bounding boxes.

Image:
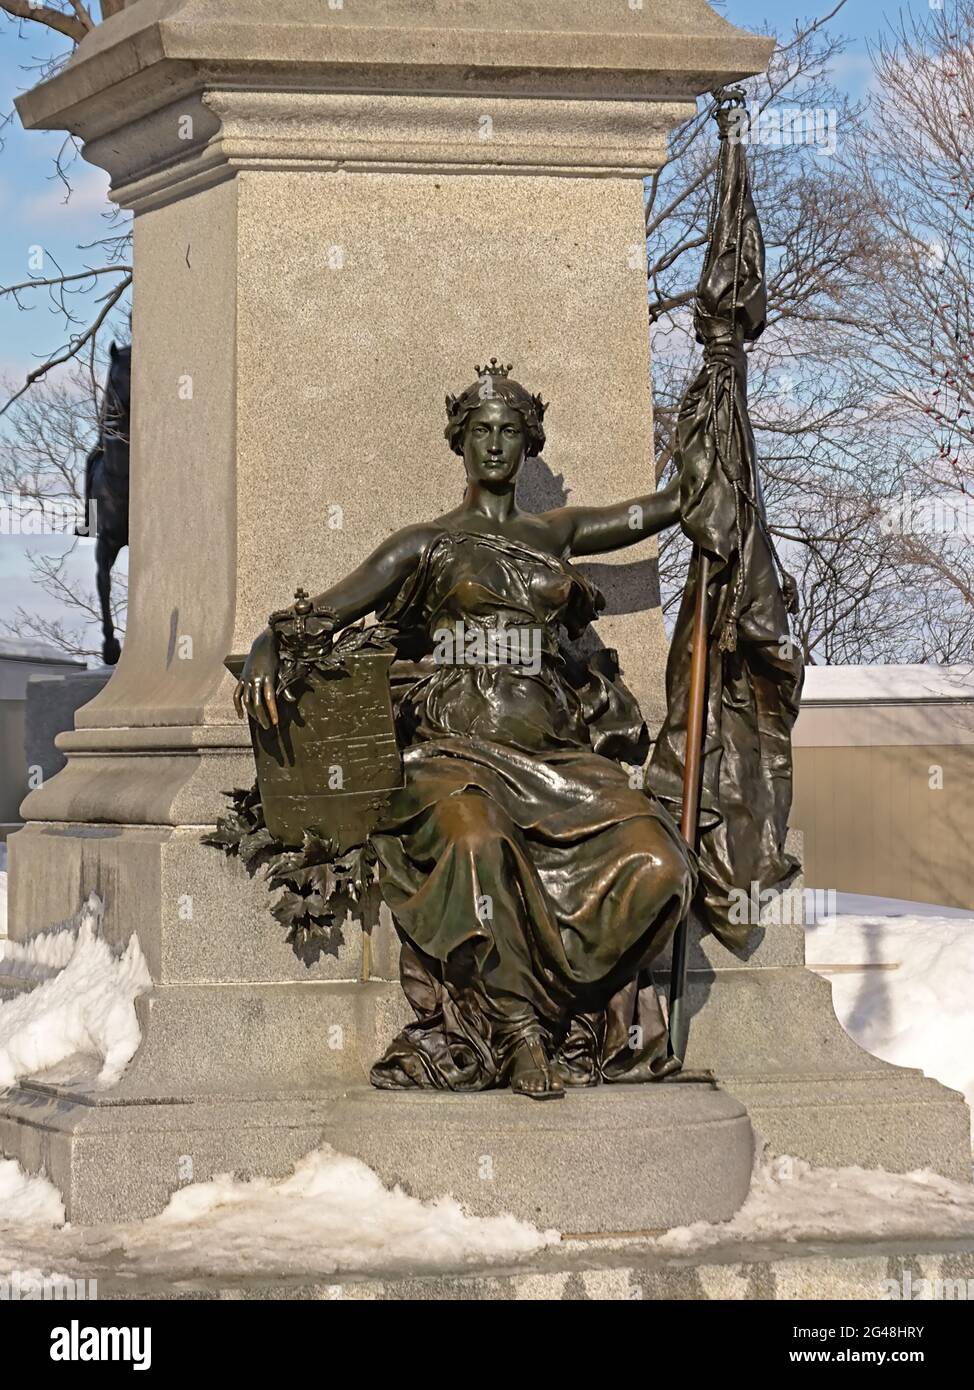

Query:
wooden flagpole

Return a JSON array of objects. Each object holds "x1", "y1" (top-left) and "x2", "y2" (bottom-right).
[{"x1": 667, "y1": 549, "x2": 710, "y2": 1062}]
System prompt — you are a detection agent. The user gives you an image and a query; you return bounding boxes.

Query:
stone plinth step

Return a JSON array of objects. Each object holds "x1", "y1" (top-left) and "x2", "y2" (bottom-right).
[
  {"x1": 319, "y1": 1082, "x2": 754, "y2": 1233},
  {"x1": 0, "y1": 1082, "x2": 344, "y2": 1225},
  {"x1": 0, "y1": 1078, "x2": 753, "y2": 1230}
]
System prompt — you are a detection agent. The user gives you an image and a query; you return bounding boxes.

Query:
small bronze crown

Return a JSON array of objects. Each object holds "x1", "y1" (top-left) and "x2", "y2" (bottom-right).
[{"x1": 475, "y1": 358, "x2": 514, "y2": 379}]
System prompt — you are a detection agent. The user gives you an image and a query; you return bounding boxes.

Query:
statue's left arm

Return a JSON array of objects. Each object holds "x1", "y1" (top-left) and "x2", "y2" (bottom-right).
[{"x1": 545, "y1": 476, "x2": 680, "y2": 557}]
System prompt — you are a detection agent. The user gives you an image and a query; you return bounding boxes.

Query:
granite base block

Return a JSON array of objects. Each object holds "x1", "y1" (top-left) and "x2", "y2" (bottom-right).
[
  {"x1": 0, "y1": 1078, "x2": 754, "y2": 1232},
  {"x1": 318, "y1": 1083, "x2": 754, "y2": 1233}
]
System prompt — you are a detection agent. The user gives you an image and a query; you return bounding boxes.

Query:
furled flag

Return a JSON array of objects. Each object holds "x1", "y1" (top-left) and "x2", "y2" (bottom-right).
[{"x1": 647, "y1": 91, "x2": 805, "y2": 950}]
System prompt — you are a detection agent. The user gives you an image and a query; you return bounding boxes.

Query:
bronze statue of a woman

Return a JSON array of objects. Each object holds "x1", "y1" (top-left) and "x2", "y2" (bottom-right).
[
  {"x1": 229, "y1": 95, "x2": 804, "y2": 1103},
  {"x1": 235, "y1": 360, "x2": 695, "y2": 1100}
]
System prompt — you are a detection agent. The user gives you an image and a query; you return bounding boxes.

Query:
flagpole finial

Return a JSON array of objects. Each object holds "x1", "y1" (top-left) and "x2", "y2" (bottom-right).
[{"x1": 712, "y1": 84, "x2": 747, "y2": 108}]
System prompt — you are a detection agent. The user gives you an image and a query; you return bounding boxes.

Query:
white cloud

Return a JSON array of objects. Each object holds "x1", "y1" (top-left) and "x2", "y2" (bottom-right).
[{"x1": 16, "y1": 166, "x2": 112, "y2": 229}]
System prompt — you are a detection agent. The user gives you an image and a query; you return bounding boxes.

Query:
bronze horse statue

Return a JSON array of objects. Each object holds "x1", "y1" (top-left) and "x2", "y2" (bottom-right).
[{"x1": 79, "y1": 341, "x2": 130, "y2": 665}]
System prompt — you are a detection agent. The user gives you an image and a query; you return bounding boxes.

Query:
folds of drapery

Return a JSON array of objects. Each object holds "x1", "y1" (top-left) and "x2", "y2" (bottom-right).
[{"x1": 647, "y1": 100, "x2": 805, "y2": 951}]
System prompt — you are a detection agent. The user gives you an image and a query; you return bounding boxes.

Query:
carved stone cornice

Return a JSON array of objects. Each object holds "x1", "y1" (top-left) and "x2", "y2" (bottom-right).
[
  {"x1": 85, "y1": 90, "x2": 693, "y2": 210},
  {"x1": 15, "y1": 0, "x2": 774, "y2": 209}
]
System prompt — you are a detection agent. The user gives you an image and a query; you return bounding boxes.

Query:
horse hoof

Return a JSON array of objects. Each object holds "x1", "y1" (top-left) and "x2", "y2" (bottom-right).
[{"x1": 102, "y1": 638, "x2": 121, "y2": 666}]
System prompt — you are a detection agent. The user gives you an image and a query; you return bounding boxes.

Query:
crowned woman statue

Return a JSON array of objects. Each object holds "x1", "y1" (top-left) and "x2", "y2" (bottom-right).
[
  {"x1": 231, "y1": 93, "x2": 803, "y2": 1103},
  {"x1": 235, "y1": 358, "x2": 695, "y2": 1101}
]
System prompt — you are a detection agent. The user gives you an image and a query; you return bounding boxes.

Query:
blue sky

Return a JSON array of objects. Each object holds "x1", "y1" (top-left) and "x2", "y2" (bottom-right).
[
  {"x1": 0, "y1": 0, "x2": 946, "y2": 653},
  {"x1": 0, "y1": 31, "x2": 120, "y2": 384}
]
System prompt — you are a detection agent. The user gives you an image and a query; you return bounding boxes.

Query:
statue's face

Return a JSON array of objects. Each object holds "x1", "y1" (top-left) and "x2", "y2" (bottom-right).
[{"x1": 462, "y1": 399, "x2": 527, "y2": 487}]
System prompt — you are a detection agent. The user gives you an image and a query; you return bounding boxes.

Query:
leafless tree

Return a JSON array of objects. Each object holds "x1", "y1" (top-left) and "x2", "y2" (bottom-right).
[
  {"x1": 840, "y1": 0, "x2": 974, "y2": 660},
  {"x1": 649, "y1": 2, "x2": 906, "y2": 661},
  {"x1": 0, "y1": 1, "x2": 122, "y2": 41},
  {"x1": 0, "y1": 1, "x2": 129, "y2": 654},
  {"x1": 647, "y1": 2, "x2": 974, "y2": 665},
  {"x1": 0, "y1": 1, "x2": 130, "y2": 414}
]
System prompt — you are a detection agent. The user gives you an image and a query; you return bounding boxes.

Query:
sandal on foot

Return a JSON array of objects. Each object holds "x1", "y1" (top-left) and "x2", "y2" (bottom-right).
[{"x1": 510, "y1": 1038, "x2": 565, "y2": 1101}]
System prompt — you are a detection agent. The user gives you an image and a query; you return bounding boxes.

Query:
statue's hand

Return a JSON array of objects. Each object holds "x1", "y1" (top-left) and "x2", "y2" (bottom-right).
[
  {"x1": 234, "y1": 628, "x2": 280, "y2": 729},
  {"x1": 713, "y1": 86, "x2": 747, "y2": 141}
]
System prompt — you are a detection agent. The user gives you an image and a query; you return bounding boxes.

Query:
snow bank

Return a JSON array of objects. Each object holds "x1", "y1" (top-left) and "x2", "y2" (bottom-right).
[
  {"x1": 132, "y1": 1145, "x2": 559, "y2": 1275},
  {"x1": 0, "y1": 915, "x2": 77, "y2": 980},
  {"x1": 3, "y1": 1142, "x2": 974, "y2": 1278},
  {"x1": 0, "y1": 1159, "x2": 64, "y2": 1228},
  {"x1": 0, "y1": 851, "x2": 7, "y2": 938},
  {"x1": 0, "y1": 893, "x2": 151, "y2": 1088},
  {"x1": 655, "y1": 1146, "x2": 974, "y2": 1254},
  {"x1": 806, "y1": 896, "x2": 974, "y2": 1135},
  {"x1": 0, "y1": 1147, "x2": 557, "y2": 1277}
]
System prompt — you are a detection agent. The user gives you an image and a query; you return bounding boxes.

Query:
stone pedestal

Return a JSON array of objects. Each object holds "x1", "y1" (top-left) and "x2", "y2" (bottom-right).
[
  {"x1": 653, "y1": 835, "x2": 972, "y2": 1182},
  {"x1": 1, "y1": 0, "x2": 776, "y2": 1223},
  {"x1": 9, "y1": 0, "x2": 967, "y2": 1228}
]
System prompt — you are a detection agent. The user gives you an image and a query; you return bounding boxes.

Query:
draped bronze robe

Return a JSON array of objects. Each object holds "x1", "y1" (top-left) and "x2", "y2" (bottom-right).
[{"x1": 368, "y1": 528, "x2": 696, "y2": 1091}]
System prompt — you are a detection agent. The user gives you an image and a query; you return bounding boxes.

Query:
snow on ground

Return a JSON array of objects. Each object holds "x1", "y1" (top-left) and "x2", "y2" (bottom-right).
[
  {"x1": 656, "y1": 1147, "x2": 974, "y2": 1255},
  {"x1": 805, "y1": 891, "x2": 974, "y2": 1136},
  {"x1": 0, "y1": 1146, "x2": 558, "y2": 1279},
  {"x1": 0, "y1": 1159, "x2": 64, "y2": 1228},
  {"x1": 826, "y1": 891, "x2": 974, "y2": 921},
  {"x1": 1, "y1": 913, "x2": 78, "y2": 979},
  {"x1": 0, "y1": 886, "x2": 557, "y2": 1274},
  {"x1": 0, "y1": 892, "x2": 150, "y2": 1088},
  {"x1": 0, "y1": 1144, "x2": 973, "y2": 1279},
  {"x1": 134, "y1": 1148, "x2": 558, "y2": 1274}
]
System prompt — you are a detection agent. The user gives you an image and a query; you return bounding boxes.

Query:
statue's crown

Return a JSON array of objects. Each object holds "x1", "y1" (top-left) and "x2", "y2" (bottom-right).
[{"x1": 475, "y1": 357, "x2": 513, "y2": 380}]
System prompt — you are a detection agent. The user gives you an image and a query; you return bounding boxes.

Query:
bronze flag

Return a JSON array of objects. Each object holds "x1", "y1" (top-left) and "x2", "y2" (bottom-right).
[{"x1": 647, "y1": 91, "x2": 805, "y2": 951}]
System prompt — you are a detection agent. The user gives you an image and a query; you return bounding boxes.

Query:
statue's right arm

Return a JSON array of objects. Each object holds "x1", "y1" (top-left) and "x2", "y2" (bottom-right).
[{"x1": 235, "y1": 523, "x2": 437, "y2": 728}]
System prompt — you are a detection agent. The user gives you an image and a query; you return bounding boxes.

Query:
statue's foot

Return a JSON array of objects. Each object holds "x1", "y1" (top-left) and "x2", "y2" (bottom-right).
[
  {"x1": 551, "y1": 1057, "x2": 599, "y2": 1088},
  {"x1": 510, "y1": 1037, "x2": 565, "y2": 1101}
]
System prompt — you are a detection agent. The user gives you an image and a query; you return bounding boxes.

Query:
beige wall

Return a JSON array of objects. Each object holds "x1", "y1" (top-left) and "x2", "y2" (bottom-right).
[
  {"x1": 0, "y1": 699, "x2": 26, "y2": 826},
  {"x1": 792, "y1": 667, "x2": 974, "y2": 909},
  {"x1": 0, "y1": 653, "x2": 86, "y2": 827}
]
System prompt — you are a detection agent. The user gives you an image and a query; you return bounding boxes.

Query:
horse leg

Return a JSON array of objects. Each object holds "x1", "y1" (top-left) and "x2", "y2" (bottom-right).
[
  {"x1": 76, "y1": 446, "x2": 101, "y2": 538},
  {"x1": 96, "y1": 534, "x2": 122, "y2": 665}
]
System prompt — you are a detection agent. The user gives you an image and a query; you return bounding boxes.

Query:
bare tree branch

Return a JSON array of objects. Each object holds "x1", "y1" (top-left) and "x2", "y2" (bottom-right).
[
  {"x1": 0, "y1": 272, "x2": 131, "y2": 415},
  {"x1": 2, "y1": 266, "x2": 132, "y2": 296},
  {"x1": 0, "y1": 0, "x2": 89, "y2": 42}
]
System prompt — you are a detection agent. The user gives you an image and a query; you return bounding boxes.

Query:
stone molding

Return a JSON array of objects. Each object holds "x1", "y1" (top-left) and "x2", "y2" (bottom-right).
[{"x1": 87, "y1": 91, "x2": 692, "y2": 212}]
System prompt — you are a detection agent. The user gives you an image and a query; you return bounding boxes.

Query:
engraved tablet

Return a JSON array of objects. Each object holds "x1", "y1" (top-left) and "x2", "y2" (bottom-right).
[{"x1": 225, "y1": 649, "x2": 402, "y2": 851}]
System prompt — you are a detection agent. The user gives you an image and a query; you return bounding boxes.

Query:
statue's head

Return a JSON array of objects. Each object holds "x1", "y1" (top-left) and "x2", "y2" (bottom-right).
[
  {"x1": 108, "y1": 340, "x2": 132, "y2": 413},
  {"x1": 445, "y1": 360, "x2": 547, "y2": 487}
]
